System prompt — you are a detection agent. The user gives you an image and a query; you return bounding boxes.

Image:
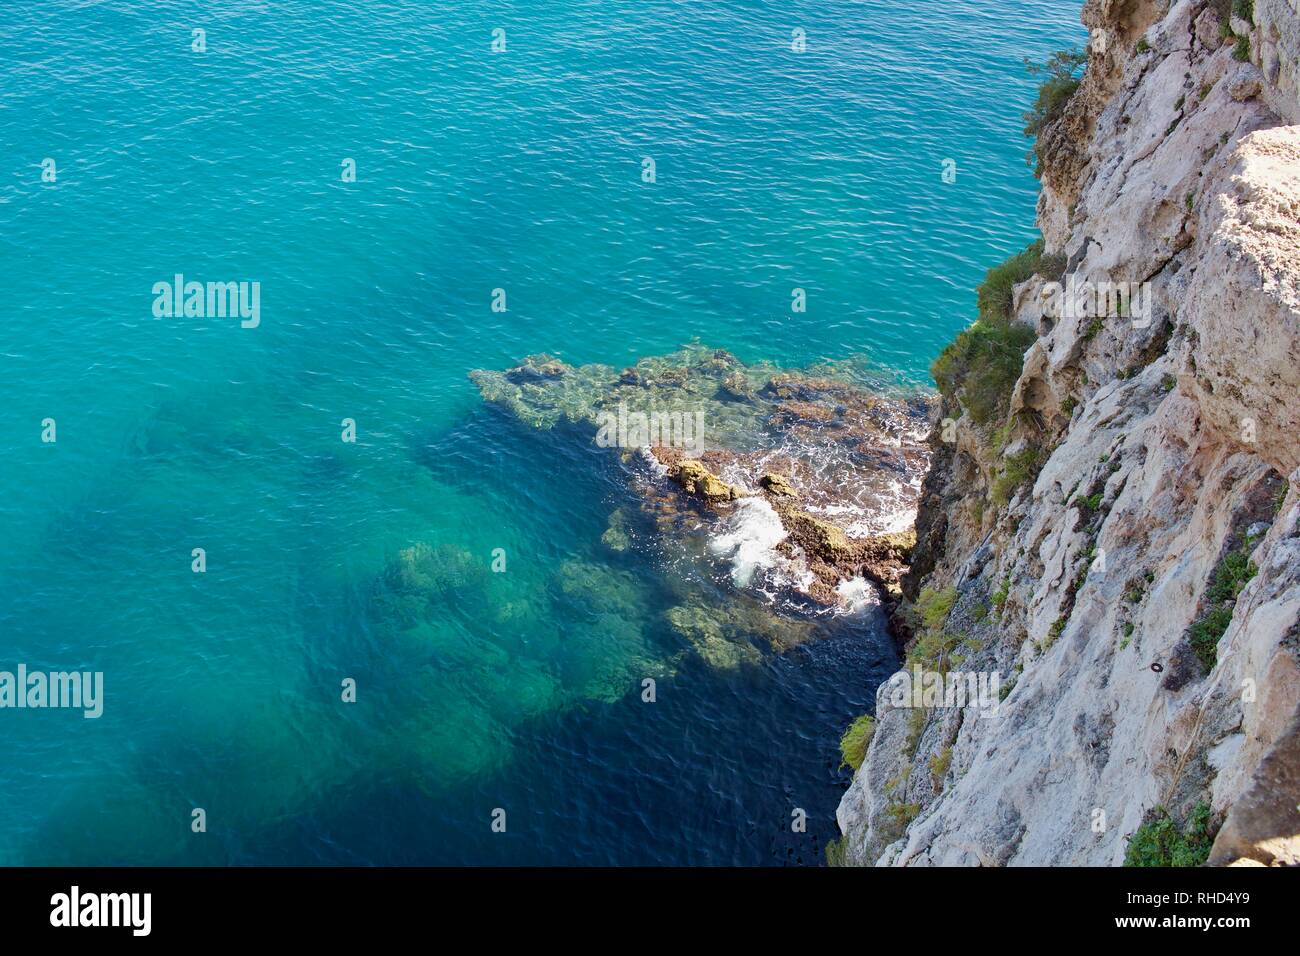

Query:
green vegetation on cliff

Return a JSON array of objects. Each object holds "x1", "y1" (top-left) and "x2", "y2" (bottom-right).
[
  {"x1": 824, "y1": 835, "x2": 847, "y2": 867},
  {"x1": 1023, "y1": 48, "x2": 1087, "y2": 175},
  {"x1": 1187, "y1": 535, "x2": 1260, "y2": 672},
  {"x1": 904, "y1": 586, "x2": 973, "y2": 674},
  {"x1": 1123, "y1": 803, "x2": 1216, "y2": 867},
  {"x1": 991, "y1": 447, "x2": 1046, "y2": 507},
  {"x1": 838, "y1": 714, "x2": 876, "y2": 771},
  {"x1": 915, "y1": 585, "x2": 957, "y2": 629},
  {"x1": 931, "y1": 242, "x2": 1047, "y2": 425}
]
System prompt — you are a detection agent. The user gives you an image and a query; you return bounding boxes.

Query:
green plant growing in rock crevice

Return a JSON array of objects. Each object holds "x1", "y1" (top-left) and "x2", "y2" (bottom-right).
[
  {"x1": 903, "y1": 706, "x2": 928, "y2": 760},
  {"x1": 929, "y1": 747, "x2": 953, "y2": 791},
  {"x1": 907, "y1": 629, "x2": 965, "y2": 673},
  {"x1": 1186, "y1": 535, "x2": 1259, "y2": 672},
  {"x1": 838, "y1": 714, "x2": 876, "y2": 771},
  {"x1": 885, "y1": 800, "x2": 921, "y2": 829},
  {"x1": 977, "y1": 241, "x2": 1048, "y2": 322},
  {"x1": 1041, "y1": 616, "x2": 1067, "y2": 652},
  {"x1": 1075, "y1": 491, "x2": 1103, "y2": 513},
  {"x1": 1123, "y1": 802, "x2": 1216, "y2": 867},
  {"x1": 915, "y1": 585, "x2": 957, "y2": 630},
  {"x1": 906, "y1": 585, "x2": 969, "y2": 674},
  {"x1": 991, "y1": 447, "x2": 1046, "y2": 508},
  {"x1": 1122, "y1": 569, "x2": 1154, "y2": 605},
  {"x1": 991, "y1": 576, "x2": 1011, "y2": 610}
]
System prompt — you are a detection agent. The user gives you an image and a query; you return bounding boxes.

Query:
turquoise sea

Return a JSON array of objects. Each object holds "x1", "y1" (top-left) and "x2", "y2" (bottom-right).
[{"x1": 0, "y1": 0, "x2": 1082, "y2": 864}]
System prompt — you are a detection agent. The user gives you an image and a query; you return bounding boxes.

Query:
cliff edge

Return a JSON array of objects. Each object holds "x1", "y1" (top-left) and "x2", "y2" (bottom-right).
[{"x1": 836, "y1": 0, "x2": 1300, "y2": 866}]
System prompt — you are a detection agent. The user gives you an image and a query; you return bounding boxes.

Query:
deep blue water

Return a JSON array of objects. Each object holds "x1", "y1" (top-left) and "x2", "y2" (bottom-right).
[{"x1": 0, "y1": 0, "x2": 1083, "y2": 864}]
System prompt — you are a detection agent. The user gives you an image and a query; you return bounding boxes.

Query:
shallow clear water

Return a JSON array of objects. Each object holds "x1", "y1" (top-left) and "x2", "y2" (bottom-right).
[{"x1": 0, "y1": 0, "x2": 1083, "y2": 864}]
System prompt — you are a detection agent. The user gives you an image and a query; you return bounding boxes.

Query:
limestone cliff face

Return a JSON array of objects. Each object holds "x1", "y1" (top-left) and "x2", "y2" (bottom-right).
[{"x1": 837, "y1": 0, "x2": 1300, "y2": 866}]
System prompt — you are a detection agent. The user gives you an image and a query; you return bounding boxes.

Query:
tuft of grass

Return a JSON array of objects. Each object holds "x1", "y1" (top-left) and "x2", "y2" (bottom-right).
[
  {"x1": 1232, "y1": 35, "x2": 1250, "y2": 61},
  {"x1": 1038, "y1": 252, "x2": 1068, "y2": 283},
  {"x1": 1076, "y1": 491, "x2": 1103, "y2": 512},
  {"x1": 903, "y1": 585, "x2": 966, "y2": 673},
  {"x1": 824, "y1": 835, "x2": 847, "y2": 867},
  {"x1": 988, "y1": 421, "x2": 1015, "y2": 454},
  {"x1": 885, "y1": 801, "x2": 922, "y2": 828},
  {"x1": 1136, "y1": 37, "x2": 1151, "y2": 54},
  {"x1": 1188, "y1": 608, "x2": 1234, "y2": 670},
  {"x1": 932, "y1": 315, "x2": 1037, "y2": 427},
  {"x1": 838, "y1": 715, "x2": 876, "y2": 771},
  {"x1": 1072, "y1": 563, "x2": 1089, "y2": 594},
  {"x1": 1187, "y1": 537, "x2": 1259, "y2": 672},
  {"x1": 929, "y1": 747, "x2": 953, "y2": 790},
  {"x1": 915, "y1": 586, "x2": 957, "y2": 630},
  {"x1": 1043, "y1": 616, "x2": 1067, "y2": 650},
  {"x1": 907, "y1": 630, "x2": 964, "y2": 674},
  {"x1": 903, "y1": 707, "x2": 928, "y2": 759},
  {"x1": 991, "y1": 576, "x2": 1011, "y2": 609},
  {"x1": 991, "y1": 447, "x2": 1046, "y2": 508},
  {"x1": 1123, "y1": 803, "x2": 1216, "y2": 867},
  {"x1": 977, "y1": 242, "x2": 1045, "y2": 322},
  {"x1": 1234, "y1": 0, "x2": 1254, "y2": 25}
]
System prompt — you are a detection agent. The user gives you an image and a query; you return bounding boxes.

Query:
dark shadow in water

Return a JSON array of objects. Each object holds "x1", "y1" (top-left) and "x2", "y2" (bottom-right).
[{"x1": 241, "y1": 610, "x2": 898, "y2": 865}]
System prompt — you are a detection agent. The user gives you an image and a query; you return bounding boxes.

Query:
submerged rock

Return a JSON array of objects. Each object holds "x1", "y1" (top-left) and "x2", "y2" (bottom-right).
[
  {"x1": 373, "y1": 542, "x2": 486, "y2": 628},
  {"x1": 666, "y1": 604, "x2": 763, "y2": 670},
  {"x1": 719, "y1": 371, "x2": 755, "y2": 401},
  {"x1": 472, "y1": 344, "x2": 933, "y2": 623},
  {"x1": 600, "y1": 508, "x2": 632, "y2": 552},
  {"x1": 506, "y1": 354, "x2": 569, "y2": 382}
]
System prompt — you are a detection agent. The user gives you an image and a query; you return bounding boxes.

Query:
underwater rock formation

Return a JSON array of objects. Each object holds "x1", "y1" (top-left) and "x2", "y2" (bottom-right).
[{"x1": 472, "y1": 344, "x2": 933, "y2": 623}]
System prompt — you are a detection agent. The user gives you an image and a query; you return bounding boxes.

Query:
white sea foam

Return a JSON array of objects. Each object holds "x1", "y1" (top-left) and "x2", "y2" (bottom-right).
[
  {"x1": 708, "y1": 497, "x2": 803, "y2": 590},
  {"x1": 638, "y1": 445, "x2": 670, "y2": 476},
  {"x1": 834, "y1": 577, "x2": 881, "y2": 614}
]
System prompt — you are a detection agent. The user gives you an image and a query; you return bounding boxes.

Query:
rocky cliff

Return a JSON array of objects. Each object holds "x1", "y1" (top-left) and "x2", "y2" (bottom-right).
[{"x1": 836, "y1": 0, "x2": 1300, "y2": 866}]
